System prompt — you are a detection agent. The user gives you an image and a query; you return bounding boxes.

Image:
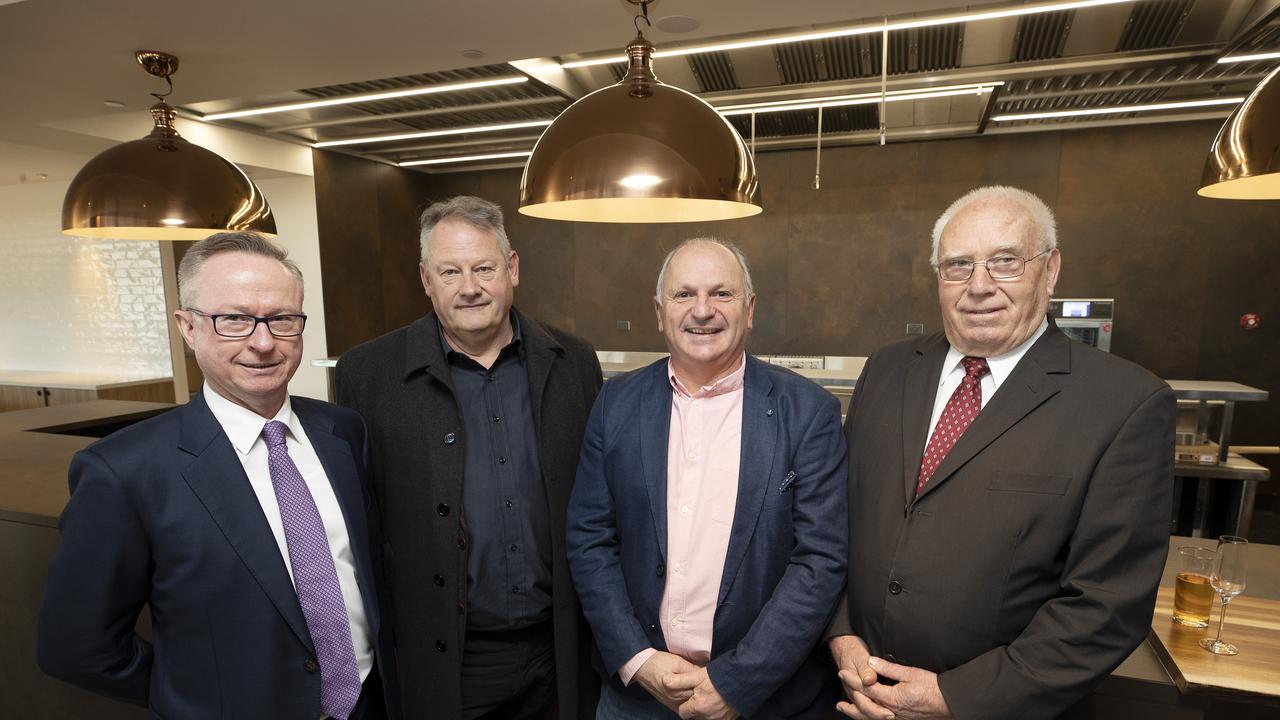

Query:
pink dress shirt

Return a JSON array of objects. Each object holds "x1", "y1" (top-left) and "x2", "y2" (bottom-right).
[{"x1": 619, "y1": 355, "x2": 746, "y2": 684}]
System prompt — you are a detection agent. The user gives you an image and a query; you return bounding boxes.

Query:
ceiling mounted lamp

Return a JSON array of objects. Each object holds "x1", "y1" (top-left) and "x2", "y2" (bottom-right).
[
  {"x1": 1198, "y1": 66, "x2": 1280, "y2": 200},
  {"x1": 62, "y1": 51, "x2": 276, "y2": 240},
  {"x1": 519, "y1": 0, "x2": 760, "y2": 223}
]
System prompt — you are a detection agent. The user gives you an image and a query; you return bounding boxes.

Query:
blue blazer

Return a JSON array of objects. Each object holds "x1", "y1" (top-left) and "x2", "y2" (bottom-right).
[
  {"x1": 38, "y1": 394, "x2": 400, "y2": 719},
  {"x1": 567, "y1": 356, "x2": 848, "y2": 719}
]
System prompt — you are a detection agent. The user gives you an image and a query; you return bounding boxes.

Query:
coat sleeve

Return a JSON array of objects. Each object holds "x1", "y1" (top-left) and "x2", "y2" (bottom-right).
[
  {"x1": 37, "y1": 448, "x2": 154, "y2": 706},
  {"x1": 936, "y1": 384, "x2": 1176, "y2": 720},
  {"x1": 707, "y1": 395, "x2": 850, "y2": 717},
  {"x1": 565, "y1": 383, "x2": 654, "y2": 677}
]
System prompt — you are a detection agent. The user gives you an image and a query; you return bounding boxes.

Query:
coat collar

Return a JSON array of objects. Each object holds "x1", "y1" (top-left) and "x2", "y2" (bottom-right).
[{"x1": 402, "y1": 308, "x2": 562, "y2": 386}]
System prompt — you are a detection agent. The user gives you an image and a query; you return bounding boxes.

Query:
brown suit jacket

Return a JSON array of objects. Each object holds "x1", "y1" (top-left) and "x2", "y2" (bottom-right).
[
  {"x1": 832, "y1": 319, "x2": 1174, "y2": 719},
  {"x1": 335, "y1": 309, "x2": 603, "y2": 719}
]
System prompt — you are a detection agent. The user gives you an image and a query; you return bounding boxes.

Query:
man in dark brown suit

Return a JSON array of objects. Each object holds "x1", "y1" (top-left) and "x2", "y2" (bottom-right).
[
  {"x1": 336, "y1": 196, "x2": 602, "y2": 720},
  {"x1": 828, "y1": 186, "x2": 1174, "y2": 720}
]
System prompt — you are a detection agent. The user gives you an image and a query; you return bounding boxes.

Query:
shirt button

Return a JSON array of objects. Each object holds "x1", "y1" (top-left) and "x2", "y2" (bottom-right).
[
  {"x1": 486, "y1": 373, "x2": 494, "y2": 382},
  {"x1": 680, "y1": 505, "x2": 690, "y2": 514},
  {"x1": 509, "y1": 543, "x2": 518, "y2": 552},
  {"x1": 497, "y1": 456, "x2": 507, "y2": 464},
  {"x1": 672, "y1": 564, "x2": 681, "y2": 573},
  {"x1": 505, "y1": 499, "x2": 514, "y2": 508},
  {"x1": 303, "y1": 659, "x2": 318, "y2": 673},
  {"x1": 433, "y1": 574, "x2": 445, "y2": 587},
  {"x1": 492, "y1": 415, "x2": 502, "y2": 423},
  {"x1": 511, "y1": 585, "x2": 520, "y2": 593},
  {"x1": 437, "y1": 503, "x2": 450, "y2": 517},
  {"x1": 888, "y1": 580, "x2": 903, "y2": 595},
  {"x1": 436, "y1": 640, "x2": 447, "y2": 652},
  {"x1": 443, "y1": 432, "x2": 456, "y2": 445},
  {"x1": 686, "y1": 450, "x2": 697, "y2": 460},
  {"x1": 671, "y1": 617, "x2": 682, "y2": 627}
]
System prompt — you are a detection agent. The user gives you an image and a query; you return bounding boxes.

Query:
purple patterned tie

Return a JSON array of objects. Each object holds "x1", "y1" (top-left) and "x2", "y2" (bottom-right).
[{"x1": 262, "y1": 420, "x2": 362, "y2": 719}]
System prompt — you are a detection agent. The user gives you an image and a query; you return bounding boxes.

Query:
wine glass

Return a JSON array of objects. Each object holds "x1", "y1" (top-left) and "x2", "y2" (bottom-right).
[{"x1": 1199, "y1": 535, "x2": 1248, "y2": 655}]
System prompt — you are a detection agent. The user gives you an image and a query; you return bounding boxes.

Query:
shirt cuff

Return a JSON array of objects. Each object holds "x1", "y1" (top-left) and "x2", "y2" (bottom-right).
[{"x1": 619, "y1": 648, "x2": 659, "y2": 686}]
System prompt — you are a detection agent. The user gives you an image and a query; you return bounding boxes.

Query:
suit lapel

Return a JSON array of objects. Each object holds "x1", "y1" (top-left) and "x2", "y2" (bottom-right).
[
  {"x1": 178, "y1": 395, "x2": 313, "y2": 652},
  {"x1": 640, "y1": 362, "x2": 673, "y2": 559},
  {"x1": 902, "y1": 337, "x2": 948, "y2": 504},
  {"x1": 296, "y1": 402, "x2": 380, "y2": 635},
  {"x1": 916, "y1": 325, "x2": 1068, "y2": 502},
  {"x1": 719, "y1": 357, "x2": 776, "y2": 604}
]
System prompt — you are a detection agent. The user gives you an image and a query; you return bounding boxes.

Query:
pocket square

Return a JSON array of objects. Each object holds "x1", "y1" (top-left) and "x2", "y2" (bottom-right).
[{"x1": 779, "y1": 470, "x2": 798, "y2": 494}]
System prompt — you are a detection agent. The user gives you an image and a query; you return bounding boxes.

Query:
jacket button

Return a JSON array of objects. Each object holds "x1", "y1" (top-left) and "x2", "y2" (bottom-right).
[
  {"x1": 433, "y1": 574, "x2": 445, "y2": 587},
  {"x1": 655, "y1": 563, "x2": 665, "y2": 577},
  {"x1": 457, "y1": 536, "x2": 466, "y2": 549},
  {"x1": 457, "y1": 603, "x2": 466, "y2": 615},
  {"x1": 303, "y1": 659, "x2": 318, "y2": 673},
  {"x1": 888, "y1": 580, "x2": 903, "y2": 595},
  {"x1": 437, "y1": 503, "x2": 450, "y2": 517},
  {"x1": 436, "y1": 640, "x2": 447, "y2": 652},
  {"x1": 443, "y1": 432, "x2": 456, "y2": 445}
]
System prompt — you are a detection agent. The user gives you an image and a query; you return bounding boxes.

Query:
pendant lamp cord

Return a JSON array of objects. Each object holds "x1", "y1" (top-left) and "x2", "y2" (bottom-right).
[
  {"x1": 633, "y1": 0, "x2": 652, "y2": 33},
  {"x1": 151, "y1": 76, "x2": 174, "y2": 104}
]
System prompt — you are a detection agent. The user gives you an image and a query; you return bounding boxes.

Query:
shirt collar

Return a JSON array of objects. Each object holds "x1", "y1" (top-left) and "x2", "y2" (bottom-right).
[
  {"x1": 669, "y1": 352, "x2": 747, "y2": 399},
  {"x1": 941, "y1": 318, "x2": 1049, "y2": 389},
  {"x1": 203, "y1": 382, "x2": 299, "y2": 456},
  {"x1": 438, "y1": 309, "x2": 522, "y2": 358}
]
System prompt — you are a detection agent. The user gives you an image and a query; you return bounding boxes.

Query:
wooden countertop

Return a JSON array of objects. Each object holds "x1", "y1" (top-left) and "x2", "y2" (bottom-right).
[{"x1": 0, "y1": 400, "x2": 173, "y2": 526}]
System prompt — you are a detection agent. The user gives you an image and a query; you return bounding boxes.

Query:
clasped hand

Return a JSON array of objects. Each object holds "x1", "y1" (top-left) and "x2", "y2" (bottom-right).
[
  {"x1": 828, "y1": 635, "x2": 953, "y2": 720},
  {"x1": 633, "y1": 651, "x2": 739, "y2": 719}
]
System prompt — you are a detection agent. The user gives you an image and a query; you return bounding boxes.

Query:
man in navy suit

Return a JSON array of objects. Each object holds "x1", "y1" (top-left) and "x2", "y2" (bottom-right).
[
  {"x1": 38, "y1": 232, "x2": 400, "y2": 719},
  {"x1": 567, "y1": 239, "x2": 848, "y2": 719}
]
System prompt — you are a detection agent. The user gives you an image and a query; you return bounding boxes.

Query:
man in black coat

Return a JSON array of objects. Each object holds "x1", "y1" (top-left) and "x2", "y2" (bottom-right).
[{"x1": 336, "y1": 196, "x2": 602, "y2": 720}]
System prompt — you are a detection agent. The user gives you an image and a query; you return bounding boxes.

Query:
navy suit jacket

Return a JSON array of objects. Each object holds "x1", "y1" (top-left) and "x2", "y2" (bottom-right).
[
  {"x1": 38, "y1": 394, "x2": 401, "y2": 719},
  {"x1": 567, "y1": 356, "x2": 848, "y2": 719}
]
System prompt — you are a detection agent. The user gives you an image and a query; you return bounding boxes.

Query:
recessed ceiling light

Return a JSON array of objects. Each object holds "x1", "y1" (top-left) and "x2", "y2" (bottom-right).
[
  {"x1": 203, "y1": 76, "x2": 528, "y2": 121},
  {"x1": 103, "y1": 100, "x2": 126, "y2": 108},
  {"x1": 313, "y1": 119, "x2": 555, "y2": 148},
  {"x1": 992, "y1": 97, "x2": 1243, "y2": 122},
  {"x1": 1218, "y1": 51, "x2": 1280, "y2": 64},
  {"x1": 717, "y1": 82, "x2": 1003, "y2": 115},
  {"x1": 655, "y1": 15, "x2": 699, "y2": 33},
  {"x1": 399, "y1": 151, "x2": 532, "y2": 167},
  {"x1": 563, "y1": 0, "x2": 1137, "y2": 68}
]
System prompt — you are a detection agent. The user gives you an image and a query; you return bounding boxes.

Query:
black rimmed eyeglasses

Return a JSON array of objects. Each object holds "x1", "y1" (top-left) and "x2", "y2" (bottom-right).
[
  {"x1": 185, "y1": 309, "x2": 307, "y2": 338},
  {"x1": 936, "y1": 249, "x2": 1050, "y2": 282}
]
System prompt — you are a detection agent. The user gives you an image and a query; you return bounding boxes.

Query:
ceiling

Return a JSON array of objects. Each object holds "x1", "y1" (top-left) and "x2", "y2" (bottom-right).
[{"x1": 2, "y1": 0, "x2": 1278, "y2": 184}]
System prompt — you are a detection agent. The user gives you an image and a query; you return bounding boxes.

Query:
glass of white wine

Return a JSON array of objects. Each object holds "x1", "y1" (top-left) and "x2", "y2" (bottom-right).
[{"x1": 1199, "y1": 535, "x2": 1248, "y2": 656}]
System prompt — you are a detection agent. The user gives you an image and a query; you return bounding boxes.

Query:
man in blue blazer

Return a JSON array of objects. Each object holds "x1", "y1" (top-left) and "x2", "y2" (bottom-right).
[
  {"x1": 567, "y1": 239, "x2": 848, "y2": 719},
  {"x1": 38, "y1": 233, "x2": 400, "y2": 719}
]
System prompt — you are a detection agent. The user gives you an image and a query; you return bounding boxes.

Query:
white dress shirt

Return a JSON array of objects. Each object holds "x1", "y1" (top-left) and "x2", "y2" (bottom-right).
[
  {"x1": 927, "y1": 319, "x2": 1049, "y2": 437},
  {"x1": 203, "y1": 384, "x2": 374, "y2": 684}
]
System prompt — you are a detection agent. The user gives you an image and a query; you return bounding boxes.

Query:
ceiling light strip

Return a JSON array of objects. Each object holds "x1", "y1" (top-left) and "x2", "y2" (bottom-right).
[
  {"x1": 1217, "y1": 51, "x2": 1280, "y2": 64},
  {"x1": 400, "y1": 151, "x2": 533, "y2": 167},
  {"x1": 717, "y1": 82, "x2": 1003, "y2": 113},
  {"x1": 313, "y1": 119, "x2": 554, "y2": 148},
  {"x1": 203, "y1": 76, "x2": 529, "y2": 121},
  {"x1": 992, "y1": 97, "x2": 1244, "y2": 121},
  {"x1": 561, "y1": 0, "x2": 1137, "y2": 69}
]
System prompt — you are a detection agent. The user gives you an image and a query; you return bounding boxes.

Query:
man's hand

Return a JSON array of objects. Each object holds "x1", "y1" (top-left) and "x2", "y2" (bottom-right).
[
  {"x1": 843, "y1": 656, "x2": 953, "y2": 720},
  {"x1": 829, "y1": 635, "x2": 893, "y2": 720},
  {"x1": 668, "y1": 668, "x2": 739, "y2": 720},
  {"x1": 633, "y1": 651, "x2": 702, "y2": 712}
]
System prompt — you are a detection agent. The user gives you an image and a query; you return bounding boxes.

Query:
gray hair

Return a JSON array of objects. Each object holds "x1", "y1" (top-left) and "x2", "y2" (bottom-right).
[
  {"x1": 930, "y1": 186, "x2": 1058, "y2": 266},
  {"x1": 177, "y1": 232, "x2": 304, "y2": 309},
  {"x1": 655, "y1": 238, "x2": 755, "y2": 305},
  {"x1": 419, "y1": 195, "x2": 513, "y2": 266}
]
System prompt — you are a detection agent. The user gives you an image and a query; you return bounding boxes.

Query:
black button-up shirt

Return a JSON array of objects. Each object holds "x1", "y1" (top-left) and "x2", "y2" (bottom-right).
[{"x1": 441, "y1": 314, "x2": 552, "y2": 631}]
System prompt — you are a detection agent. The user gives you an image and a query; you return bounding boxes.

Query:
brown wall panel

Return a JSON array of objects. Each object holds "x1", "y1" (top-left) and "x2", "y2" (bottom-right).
[{"x1": 314, "y1": 122, "x2": 1280, "y2": 492}]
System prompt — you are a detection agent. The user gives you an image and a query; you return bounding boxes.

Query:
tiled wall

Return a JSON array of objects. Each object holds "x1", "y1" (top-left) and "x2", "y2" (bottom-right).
[{"x1": 0, "y1": 181, "x2": 170, "y2": 377}]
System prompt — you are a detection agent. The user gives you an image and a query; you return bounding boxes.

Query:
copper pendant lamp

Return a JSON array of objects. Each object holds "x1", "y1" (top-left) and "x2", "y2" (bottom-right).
[
  {"x1": 62, "y1": 51, "x2": 276, "y2": 239},
  {"x1": 519, "y1": 1, "x2": 760, "y2": 223},
  {"x1": 1198, "y1": 66, "x2": 1280, "y2": 200}
]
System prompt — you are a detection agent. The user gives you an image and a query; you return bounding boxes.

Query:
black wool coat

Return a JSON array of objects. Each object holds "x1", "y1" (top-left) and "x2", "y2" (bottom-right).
[{"x1": 335, "y1": 309, "x2": 603, "y2": 719}]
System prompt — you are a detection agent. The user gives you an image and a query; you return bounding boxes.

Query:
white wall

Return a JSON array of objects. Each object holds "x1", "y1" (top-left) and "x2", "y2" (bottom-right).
[{"x1": 0, "y1": 180, "x2": 170, "y2": 377}]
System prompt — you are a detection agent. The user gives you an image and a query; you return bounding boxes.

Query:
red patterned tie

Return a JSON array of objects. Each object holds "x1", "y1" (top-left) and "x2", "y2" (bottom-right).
[{"x1": 916, "y1": 357, "x2": 990, "y2": 496}]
